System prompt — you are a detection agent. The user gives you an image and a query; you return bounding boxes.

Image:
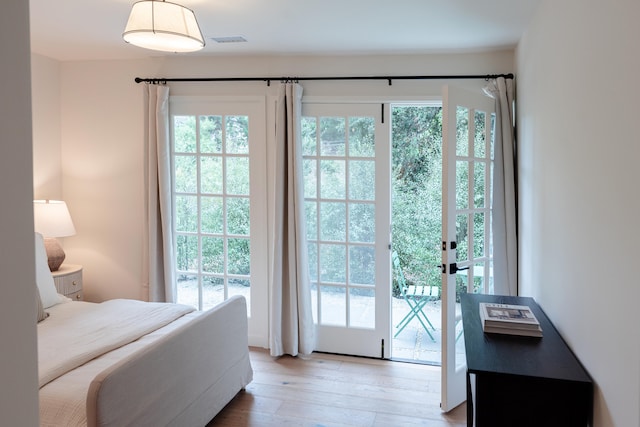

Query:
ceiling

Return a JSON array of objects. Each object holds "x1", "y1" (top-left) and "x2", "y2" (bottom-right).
[{"x1": 29, "y1": 0, "x2": 541, "y2": 62}]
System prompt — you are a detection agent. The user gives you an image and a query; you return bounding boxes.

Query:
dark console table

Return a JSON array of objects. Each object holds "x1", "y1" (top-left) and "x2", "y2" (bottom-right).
[{"x1": 461, "y1": 293, "x2": 593, "y2": 427}]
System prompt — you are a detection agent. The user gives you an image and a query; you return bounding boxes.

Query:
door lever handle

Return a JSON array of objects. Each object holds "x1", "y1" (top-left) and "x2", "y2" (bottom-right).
[{"x1": 449, "y1": 263, "x2": 469, "y2": 274}]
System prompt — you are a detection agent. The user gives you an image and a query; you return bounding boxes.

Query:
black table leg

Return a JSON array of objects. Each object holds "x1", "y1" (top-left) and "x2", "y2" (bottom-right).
[{"x1": 466, "y1": 371, "x2": 473, "y2": 427}]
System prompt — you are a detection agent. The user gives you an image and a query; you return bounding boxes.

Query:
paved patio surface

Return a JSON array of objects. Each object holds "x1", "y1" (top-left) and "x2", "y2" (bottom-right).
[
  {"x1": 177, "y1": 280, "x2": 466, "y2": 365},
  {"x1": 392, "y1": 298, "x2": 444, "y2": 364},
  {"x1": 391, "y1": 297, "x2": 467, "y2": 366}
]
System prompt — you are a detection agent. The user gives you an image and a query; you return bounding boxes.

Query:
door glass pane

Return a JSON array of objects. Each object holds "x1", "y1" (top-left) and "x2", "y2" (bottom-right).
[
  {"x1": 177, "y1": 235, "x2": 198, "y2": 272},
  {"x1": 174, "y1": 116, "x2": 196, "y2": 153},
  {"x1": 320, "y1": 117, "x2": 345, "y2": 156},
  {"x1": 320, "y1": 160, "x2": 346, "y2": 199},
  {"x1": 348, "y1": 116, "x2": 375, "y2": 157},
  {"x1": 319, "y1": 244, "x2": 346, "y2": 282},
  {"x1": 301, "y1": 117, "x2": 318, "y2": 155},
  {"x1": 200, "y1": 115, "x2": 222, "y2": 153},
  {"x1": 201, "y1": 196, "x2": 223, "y2": 233},
  {"x1": 303, "y1": 159, "x2": 317, "y2": 198},
  {"x1": 473, "y1": 263, "x2": 486, "y2": 294},
  {"x1": 201, "y1": 236, "x2": 223, "y2": 274},
  {"x1": 456, "y1": 106, "x2": 469, "y2": 156},
  {"x1": 349, "y1": 246, "x2": 375, "y2": 285},
  {"x1": 176, "y1": 195, "x2": 197, "y2": 233},
  {"x1": 175, "y1": 155, "x2": 197, "y2": 193},
  {"x1": 226, "y1": 157, "x2": 249, "y2": 195},
  {"x1": 456, "y1": 270, "x2": 470, "y2": 300},
  {"x1": 348, "y1": 203, "x2": 375, "y2": 243},
  {"x1": 474, "y1": 110, "x2": 486, "y2": 158},
  {"x1": 202, "y1": 237, "x2": 224, "y2": 274},
  {"x1": 320, "y1": 202, "x2": 346, "y2": 241},
  {"x1": 225, "y1": 116, "x2": 249, "y2": 154},
  {"x1": 202, "y1": 277, "x2": 224, "y2": 311},
  {"x1": 474, "y1": 161, "x2": 485, "y2": 208},
  {"x1": 227, "y1": 197, "x2": 250, "y2": 235},
  {"x1": 349, "y1": 160, "x2": 375, "y2": 200},
  {"x1": 350, "y1": 287, "x2": 375, "y2": 328},
  {"x1": 305, "y1": 202, "x2": 317, "y2": 240},
  {"x1": 456, "y1": 214, "x2": 469, "y2": 262},
  {"x1": 227, "y1": 237, "x2": 250, "y2": 275},
  {"x1": 456, "y1": 160, "x2": 469, "y2": 210},
  {"x1": 473, "y1": 212, "x2": 485, "y2": 258},
  {"x1": 201, "y1": 157, "x2": 222, "y2": 194},
  {"x1": 321, "y1": 285, "x2": 346, "y2": 326}
]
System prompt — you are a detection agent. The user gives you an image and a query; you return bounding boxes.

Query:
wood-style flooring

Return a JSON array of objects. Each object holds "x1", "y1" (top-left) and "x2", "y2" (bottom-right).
[{"x1": 207, "y1": 347, "x2": 466, "y2": 427}]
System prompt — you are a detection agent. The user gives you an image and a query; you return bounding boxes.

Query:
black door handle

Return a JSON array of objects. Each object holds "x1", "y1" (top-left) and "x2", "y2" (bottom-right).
[{"x1": 449, "y1": 263, "x2": 469, "y2": 274}]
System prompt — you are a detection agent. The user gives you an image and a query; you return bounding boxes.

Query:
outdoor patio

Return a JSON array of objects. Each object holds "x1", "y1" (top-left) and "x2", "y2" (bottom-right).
[
  {"x1": 391, "y1": 297, "x2": 446, "y2": 364},
  {"x1": 177, "y1": 280, "x2": 465, "y2": 366}
]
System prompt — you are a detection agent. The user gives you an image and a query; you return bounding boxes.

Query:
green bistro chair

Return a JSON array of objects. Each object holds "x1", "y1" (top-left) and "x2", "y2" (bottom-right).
[{"x1": 392, "y1": 251, "x2": 437, "y2": 341}]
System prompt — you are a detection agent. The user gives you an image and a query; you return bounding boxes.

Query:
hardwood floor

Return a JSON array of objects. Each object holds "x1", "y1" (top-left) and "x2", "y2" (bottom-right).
[{"x1": 208, "y1": 347, "x2": 466, "y2": 427}]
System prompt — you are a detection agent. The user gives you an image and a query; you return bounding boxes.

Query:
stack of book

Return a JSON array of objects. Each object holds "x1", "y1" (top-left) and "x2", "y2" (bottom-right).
[{"x1": 479, "y1": 302, "x2": 543, "y2": 337}]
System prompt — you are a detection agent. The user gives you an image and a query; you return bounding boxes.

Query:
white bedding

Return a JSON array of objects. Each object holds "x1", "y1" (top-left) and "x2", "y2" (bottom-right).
[
  {"x1": 38, "y1": 299, "x2": 195, "y2": 388},
  {"x1": 38, "y1": 300, "x2": 199, "y2": 427},
  {"x1": 38, "y1": 296, "x2": 253, "y2": 427}
]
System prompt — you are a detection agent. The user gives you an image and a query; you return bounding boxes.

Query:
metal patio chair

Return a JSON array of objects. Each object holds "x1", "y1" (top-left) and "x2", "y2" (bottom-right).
[{"x1": 392, "y1": 251, "x2": 437, "y2": 341}]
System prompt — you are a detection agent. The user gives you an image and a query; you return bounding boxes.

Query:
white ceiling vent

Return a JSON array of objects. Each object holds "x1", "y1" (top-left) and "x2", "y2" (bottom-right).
[{"x1": 210, "y1": 36, "x2": 248, "y2": 44}]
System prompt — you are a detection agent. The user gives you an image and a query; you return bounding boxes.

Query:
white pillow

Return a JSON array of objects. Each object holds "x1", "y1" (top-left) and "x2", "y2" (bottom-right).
[
  {"x1": 36, "y1": 286, "x2": 49, "y2": 323},
  {"x1": 35, "y1": 232, "x2": 63, "y2": 309}
]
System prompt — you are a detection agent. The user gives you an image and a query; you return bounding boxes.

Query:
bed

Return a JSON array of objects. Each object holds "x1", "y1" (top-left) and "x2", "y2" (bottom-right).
[{"x1": 34, "y1": 233, "x2": 253, "y2": 426}]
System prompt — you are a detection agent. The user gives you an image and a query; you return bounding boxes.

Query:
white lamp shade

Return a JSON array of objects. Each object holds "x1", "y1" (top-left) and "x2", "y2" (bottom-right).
[
  {"x1": 33, "y1": 200, "x2": 76, "y2": 238},
  {"x1": 123, "y1": 1, "x2": 205, "y2": 53}
]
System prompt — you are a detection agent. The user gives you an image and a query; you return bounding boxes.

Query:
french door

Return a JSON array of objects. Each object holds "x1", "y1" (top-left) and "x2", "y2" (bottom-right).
[
  {"x1": 441, "y1": 86, "x2": 496, "y2": 411},
  {"x1": 301, "y1": 103, "x2": 392, "y2": 358},
  {"x1": 169, "y1": 96, "x2": 268, "y2": 347}
]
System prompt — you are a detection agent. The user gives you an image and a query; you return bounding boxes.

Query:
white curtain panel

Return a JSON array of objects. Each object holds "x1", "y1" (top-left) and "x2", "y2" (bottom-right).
[
  {"x1": 143, "y1": 84, "x2": 176, "y2": 302},
  {"x1": 270, "y1": 83, "x2": 316, "y2": 356},
  {"x1": 484, "y1": 77, "x2": 517, "y2": 296}
]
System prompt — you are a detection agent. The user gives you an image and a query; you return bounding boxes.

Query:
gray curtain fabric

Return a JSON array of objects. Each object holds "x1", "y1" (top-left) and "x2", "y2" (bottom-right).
[
  {"x1": 484, "y1": 77, "x2": 517, "y2": 296},
  {"x1": 270, "y1": 82, "x2": 316, "y2": 356},
  {"x1": 143, "y1": 84, "x2": 176, "y2": 302}
]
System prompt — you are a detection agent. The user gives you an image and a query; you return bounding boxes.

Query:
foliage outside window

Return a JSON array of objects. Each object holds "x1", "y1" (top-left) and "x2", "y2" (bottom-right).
[{"x1": 173, "y1": 114, "x2": 252, "y2": 311}]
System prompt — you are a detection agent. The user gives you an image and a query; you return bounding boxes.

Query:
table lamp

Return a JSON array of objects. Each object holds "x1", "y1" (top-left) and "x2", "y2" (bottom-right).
[{"x1": 33, "y1": 200, "x2": 76, "y2": 271}]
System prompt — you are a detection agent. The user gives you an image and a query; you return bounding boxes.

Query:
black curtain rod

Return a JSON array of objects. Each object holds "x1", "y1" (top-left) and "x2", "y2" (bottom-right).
[{"x1": 134, "y1": 73, "x2": 513, "y2": 86}]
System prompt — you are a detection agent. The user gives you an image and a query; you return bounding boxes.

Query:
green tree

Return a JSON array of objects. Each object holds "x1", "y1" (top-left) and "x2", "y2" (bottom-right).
[{"x1": 391, "y1": 106, "x2": 443, "y2": 297}]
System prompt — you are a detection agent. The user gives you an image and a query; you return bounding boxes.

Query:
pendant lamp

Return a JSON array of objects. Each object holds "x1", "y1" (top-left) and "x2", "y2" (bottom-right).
[{"x1": 123, "y1": 0, "x2": 205, "y2": 53}]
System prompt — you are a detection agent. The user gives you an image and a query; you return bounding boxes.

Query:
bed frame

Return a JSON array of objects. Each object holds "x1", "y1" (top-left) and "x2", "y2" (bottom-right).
[{"x1": 85, "y1": 295, "x2": 252, "y2": 427}]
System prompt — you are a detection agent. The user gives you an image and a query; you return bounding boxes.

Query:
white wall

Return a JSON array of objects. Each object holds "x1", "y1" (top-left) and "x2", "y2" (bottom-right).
[
  {"x1": 0, "y1": 1, "x2": 40, "y2": 425},
  {"x1": 516, "y1": 1, "x2": 640, "y2": 425},
  {"x1": 30, "y1": 50, "x2": 515, "y2": 303},
  {"x1": 32, "y1": 54, "x2": 62, "y2": 200}
]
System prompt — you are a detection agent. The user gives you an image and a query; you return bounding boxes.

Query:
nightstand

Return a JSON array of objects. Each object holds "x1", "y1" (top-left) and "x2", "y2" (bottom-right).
[{"x1": 51, "y1": 264, "x2": 83, "y2": 301}]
